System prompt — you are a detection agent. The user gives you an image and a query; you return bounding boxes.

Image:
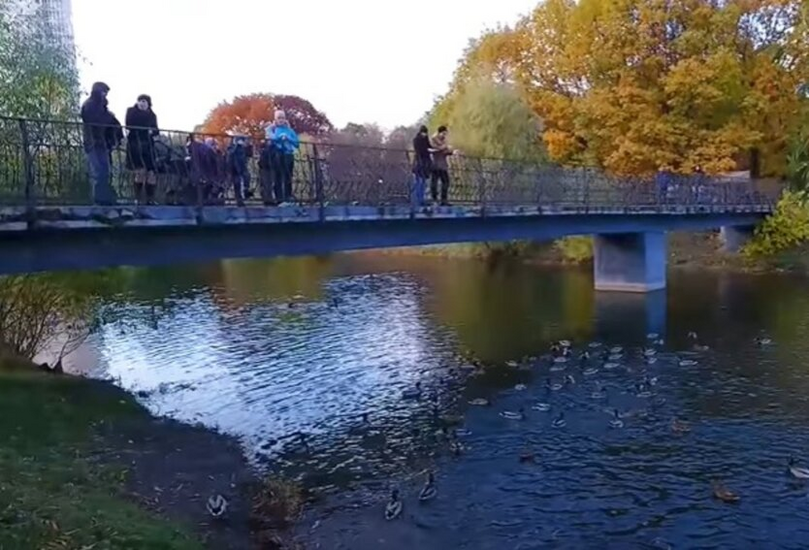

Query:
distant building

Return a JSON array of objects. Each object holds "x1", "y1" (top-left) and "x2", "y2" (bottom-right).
[{"x1": 7, "y1": 0, "x2": 76, "y2": 67}]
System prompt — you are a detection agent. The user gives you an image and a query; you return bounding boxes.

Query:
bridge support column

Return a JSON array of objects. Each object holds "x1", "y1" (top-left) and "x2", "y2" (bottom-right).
[
  {"x1": 594, "y1": 232, "x2": 666, "y2": 292},
  {"x1": 720, "y1": 225, "x2": 754, "y2": 253}
]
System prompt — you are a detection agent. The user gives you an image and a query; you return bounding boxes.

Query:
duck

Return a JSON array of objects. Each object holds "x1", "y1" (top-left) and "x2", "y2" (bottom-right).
[
  {"x1": 402, "y1": 382, "x2": 422, "y2": 400},
  {"x1": 678, "y1": 359, "x2": 698, "y2": 367},
  {"x1": 609, "y1": 409, "x2": 624, "y2": 429},
  {"x1": 500, "y1": 407, "x2": 526, "y2": 420},
  {"x1": 712, "y1": 481, "x2": 740, "y2": 503},
  {"x1": 419, "y1": 472, "x2": 437, "y2": 502},
  {"x1": 559, "y1": 339, "x2": 572, "y2": 349},
  {"x1": 671, "y1": 418, "x2": 691, "y2": 434},
  {"x1": 646, "y1": 333, "x2": 659, "y2": 340},
  {"x1": 643, "y1": 348, "x2": 658, "y2": 357},
  {"x1": 653, "y1": 338, "x2": 665, "y2": 346},
  {"x1": 583, "y1": 366, "x2": 599, "y2": 377},
  {"x1": 688, "y1": 331, "x2": 698, "y2": 341},
  {"x1": 788, "y1": 457, "x2": 809, "y2": 479},
  {"x1": 609, "y1": 346, "x2": 623, "y2": 354},
  {"x1": 755, "y1": 336, "x2": 773, "y2": 346},
  {"x1": 532, "y1": 402, "x2": 551, "y2": 412},
  {"x1": 546, "y1": 378, "x2": 563, "y2": 391},
  {"x1": 552, "y1": 412, "x2": 567, "y2": 428},
  {"x1": 385, "y1": 489, "x2": 403, "y2": 519},
  {"x1": 468, "y1": 398, "x2": 490, "y2": 407},
  {"x1": 206, "y1": 494, "x2": 229, "y2": 518},
  {"x1": 448, "y1": 438, "x2": 464, "y2": 456},
  {"x1": 603, "y1": 362, "x2": 620, "y2": 370},
  {"x1": 506, "y1": 360, "x2": 519, "y2": 368},
  {"x1": 514, "y1": 383, "x2": 528, "y2": 391},
  {"x1": 588, "y1": 341, "x2": 603, "y2": 349},
  {"x1": 550, "y1": 343, "x2": 562, "y2": 355},
  {"x1": 579, "y1": 351, "x2": 591, "y2": 361}
]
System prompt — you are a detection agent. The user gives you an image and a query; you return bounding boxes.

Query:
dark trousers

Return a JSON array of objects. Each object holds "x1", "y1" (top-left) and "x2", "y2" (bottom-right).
[
  {"x1": 232, "y1": 170, "x2": 250, "y2": 205},
  {"x1": 431, "y1": 169, "x2": 450, "y2": 203},
  {"x1": 271, "y1": 152, "x2": 295, "y2": 203}
]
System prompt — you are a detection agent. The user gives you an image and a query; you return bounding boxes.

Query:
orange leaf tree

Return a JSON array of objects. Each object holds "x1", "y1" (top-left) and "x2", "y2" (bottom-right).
[{"x1": 201, "y1": 93, "x2": 333, "y2": 139}]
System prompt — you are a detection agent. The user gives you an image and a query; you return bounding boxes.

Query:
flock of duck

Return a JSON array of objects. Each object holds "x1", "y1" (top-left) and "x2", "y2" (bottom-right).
[{"x1": 383, "y1": 331, "x2": 807, "y2": 520}]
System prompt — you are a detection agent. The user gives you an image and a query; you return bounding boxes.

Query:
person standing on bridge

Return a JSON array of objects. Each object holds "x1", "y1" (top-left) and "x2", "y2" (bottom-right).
[
  {"x1": 430, "y1": 125, "x2": 455, "y2": 206},
  {"x1": 266, "y1": 110, "x2": 300, "y2": 205},
  {"x1": 125, "y1": 94, "x2": 159, "y2": 205},
  {"x1": 412, "y1": 125, "x2": 433, "y2": 207},
  {"x1": 81, "y1": 82, "x2": 123, "y2": 205}
]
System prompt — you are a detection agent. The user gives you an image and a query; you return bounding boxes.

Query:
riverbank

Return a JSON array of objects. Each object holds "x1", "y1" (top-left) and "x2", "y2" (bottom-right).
[
  {"x1": 366, "y1": 231, "x2": 788, "y2": 273},
  {"x1": 0, "y1": 357, "x2": 257, "y2": 549}
]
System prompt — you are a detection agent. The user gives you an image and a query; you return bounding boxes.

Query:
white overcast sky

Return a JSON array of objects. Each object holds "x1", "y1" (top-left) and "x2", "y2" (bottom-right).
[{"x1": 73, "y1": 0, "x2": 537, "y2": 132}]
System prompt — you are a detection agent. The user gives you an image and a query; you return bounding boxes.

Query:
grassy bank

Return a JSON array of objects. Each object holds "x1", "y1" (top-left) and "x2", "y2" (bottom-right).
[{"x1": 0, "y1": 358, "x2": 254, "y2": 549}]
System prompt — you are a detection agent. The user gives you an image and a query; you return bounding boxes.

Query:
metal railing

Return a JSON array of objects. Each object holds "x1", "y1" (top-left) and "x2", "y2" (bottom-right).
[{"x1": 0, "y1": 116, "x2": 780, "y2": 210}]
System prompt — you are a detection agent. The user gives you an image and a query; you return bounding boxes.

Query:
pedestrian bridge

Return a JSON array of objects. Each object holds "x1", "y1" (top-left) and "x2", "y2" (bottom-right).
[{"x1": 0, "y1": 117, "x2": 777, "y2": 291}]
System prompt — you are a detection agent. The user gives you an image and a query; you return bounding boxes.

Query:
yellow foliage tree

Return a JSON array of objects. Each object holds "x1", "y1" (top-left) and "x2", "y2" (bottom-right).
[{"x1": 451, "y1": 0, "x2": 808, "y2": 176}]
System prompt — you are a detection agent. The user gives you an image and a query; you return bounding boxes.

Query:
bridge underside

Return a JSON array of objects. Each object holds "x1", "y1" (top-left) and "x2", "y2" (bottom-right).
[{"x1": 0, "y1": 205, "x2": 765, "y2": 292}]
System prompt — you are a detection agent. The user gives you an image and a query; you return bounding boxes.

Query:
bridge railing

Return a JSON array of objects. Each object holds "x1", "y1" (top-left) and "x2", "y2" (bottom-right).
[{"x1": 0, "y1": 116, "x2": 780, "y2": 210}]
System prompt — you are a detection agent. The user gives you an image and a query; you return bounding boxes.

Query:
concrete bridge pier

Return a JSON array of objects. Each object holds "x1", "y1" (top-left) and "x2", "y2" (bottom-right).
[
  {"x1": 720, "y1": 225, "x2": 755, "y2": 253},
  {"x1": 594, "y1": 232, "x2": 667, "y2": 292}
]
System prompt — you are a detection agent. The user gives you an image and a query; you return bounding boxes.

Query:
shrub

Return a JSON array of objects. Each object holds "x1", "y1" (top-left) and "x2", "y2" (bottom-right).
[
  {"x1": 742, "y1": 190, "x2": 809, "y2": 258},
  {"x1": 554, "y1": 236, "x2": 593, "y2": 264}
]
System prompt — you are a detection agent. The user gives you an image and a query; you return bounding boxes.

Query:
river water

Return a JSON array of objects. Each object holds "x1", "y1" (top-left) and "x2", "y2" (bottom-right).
[{"x1": 72, "y1": 254, "x2": 809, "y2": 549}]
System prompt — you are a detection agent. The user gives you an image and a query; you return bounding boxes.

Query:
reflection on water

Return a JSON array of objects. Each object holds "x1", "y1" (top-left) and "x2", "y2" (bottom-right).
[{"x1": 76, "y1": 255, "x2": 809, "y2": 548}]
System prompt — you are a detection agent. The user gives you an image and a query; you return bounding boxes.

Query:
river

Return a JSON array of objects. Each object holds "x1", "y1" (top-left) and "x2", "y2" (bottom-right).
[{"x1": 68, "y1": 254, "x2": 809, "y2": 549}]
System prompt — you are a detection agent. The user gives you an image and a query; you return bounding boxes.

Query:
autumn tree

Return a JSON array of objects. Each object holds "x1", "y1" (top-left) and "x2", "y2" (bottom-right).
[
  {"x1": 503, "y1": 0, "x2": 809, "y2": 176},
  {"x1": 201, "y1": 93, "x2": 333, "y2": 139}
]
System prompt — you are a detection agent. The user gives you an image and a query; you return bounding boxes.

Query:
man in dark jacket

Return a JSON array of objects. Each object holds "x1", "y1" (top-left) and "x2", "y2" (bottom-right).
[
  {"x1": 81, "y1": 82, "x2": 123, "y2": 205},
  {"x1": 227, "y1": 136, "x2": 252, "y2": 206}
]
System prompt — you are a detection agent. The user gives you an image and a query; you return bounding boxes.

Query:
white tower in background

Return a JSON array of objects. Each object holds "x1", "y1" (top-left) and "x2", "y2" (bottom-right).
[{"x1": 8, "y1": 0, "x2": 76, "y2": 65}]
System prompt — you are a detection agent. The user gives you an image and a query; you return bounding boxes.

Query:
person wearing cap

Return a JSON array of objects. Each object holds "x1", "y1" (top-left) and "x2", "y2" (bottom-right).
[
  {"x1": 81, "y1": 82, "x2": 123, "y2": 205},
  {"x1": 125, "y1": 94, "x2": 159, "y2": 204}
]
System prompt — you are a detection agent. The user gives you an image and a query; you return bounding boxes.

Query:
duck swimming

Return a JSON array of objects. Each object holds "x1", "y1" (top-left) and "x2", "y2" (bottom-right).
[
  {"x1": 712, "y1": 481, "x2": 740, "y2": 503},
  {"x1": 468, "y1": 398, "x2": 491, "y2": 406},
  {"x1": 678, "y1": 359, "x2": 698, "y2": 367},
  {"x1": 206, "y1": 494, "x2": 229, "y2": 518},
  {"x1": 583, "y1": 366, "x2": 599, "y2": 377},
  {"x1": 419, "y1": 472, "x2": 437, "y2": 502},
  {"x1": 385, "y1": 489, "x2": 403, "y2": 519},
  {"x1": 671, "y1": 418, "x2": 691, "y2": 434},
  {"x1": 514, "y1": 383, "x2": 528, "y2": 391},
  {"x1": 532, "y1": 402, "x2": 551, "y2": 412},
  {"x1": 755, "y1": 336, "x2": 773, "y2": 346},
  {"x1": 609, "y1": 409, "x2": 624, "y2": 429},
  {"x1": 788, "y1": 457, "x2": 809, "y2": 479},
  {"x1": 500, "y1": 407, "x2": 526, "y2": 420},
  {"x1": 546, "y1": 378, "x2": 563, "y2": 391},
  {"x1": 552, "y1": 412, "x2": 567, "y2": 428}
]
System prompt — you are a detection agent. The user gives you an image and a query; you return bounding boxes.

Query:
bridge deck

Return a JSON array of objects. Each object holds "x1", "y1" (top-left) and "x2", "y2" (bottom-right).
[{"x1": 0, "y1": 203, "x2": 774, "y2": 233}]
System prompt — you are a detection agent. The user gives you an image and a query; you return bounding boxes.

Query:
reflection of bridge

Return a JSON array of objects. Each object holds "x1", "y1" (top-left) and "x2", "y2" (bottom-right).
[{"x1": 0, "y1": 117, "x2": 778, "y2": 290}]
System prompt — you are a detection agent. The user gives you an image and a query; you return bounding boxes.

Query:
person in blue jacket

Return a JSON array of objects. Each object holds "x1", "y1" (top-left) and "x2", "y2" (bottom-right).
[{"x1": 265, "y1": 110, "x2": 299, "y2": 204}]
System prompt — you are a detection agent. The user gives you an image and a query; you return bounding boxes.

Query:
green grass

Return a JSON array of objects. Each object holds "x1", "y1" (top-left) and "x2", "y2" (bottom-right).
[{"x1": 0, "y1": 360, "x2": 203, "y2": 550}]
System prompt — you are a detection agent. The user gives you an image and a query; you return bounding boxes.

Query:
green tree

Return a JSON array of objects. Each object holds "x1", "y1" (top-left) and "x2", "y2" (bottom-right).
[{"x1": 432, "y1": 77, "x2": 545, "y2": 161}]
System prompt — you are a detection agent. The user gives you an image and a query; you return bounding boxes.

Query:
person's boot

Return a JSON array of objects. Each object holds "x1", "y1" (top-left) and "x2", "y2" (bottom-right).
[{"x1": 145, "y1": 184, "x2": 156, "y2": 206}]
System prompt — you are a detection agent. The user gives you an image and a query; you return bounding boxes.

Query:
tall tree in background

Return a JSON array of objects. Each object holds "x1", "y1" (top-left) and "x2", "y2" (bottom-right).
[
  {"x1": 0, "y1": 3, "x2": 79, "y2": 119},
  {"x1": 508, "y1": 0, "x2": 808, "y2": 175},
  {"x1": 201, "y1": 93, "x2": 333, "y2": 139},
  {"x1": 431, "y1": 77, "x2": 545, "y2": 161}
]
